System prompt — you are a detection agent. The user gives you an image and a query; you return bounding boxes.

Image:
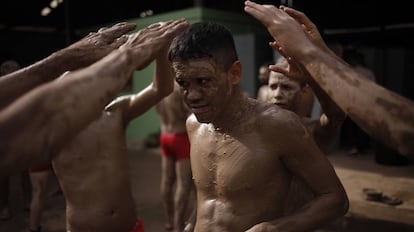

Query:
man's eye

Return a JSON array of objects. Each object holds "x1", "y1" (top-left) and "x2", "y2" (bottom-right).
[
  {"x1": 281, "y1": 85, "x2": 291, "y2": 90},
  {"x1": 198, "y1": 79, "x2": 208, "y2": 85},
  {"x1": 176, "y1": 80, "x2": 188, "y2": 88}
]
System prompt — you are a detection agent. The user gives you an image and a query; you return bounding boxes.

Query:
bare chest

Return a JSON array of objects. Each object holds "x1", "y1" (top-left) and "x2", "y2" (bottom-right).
[
  {"x1": 190, "y1": 131, "x2": 288, "y2": 197},
  {"x1": 53, "y1": 111, "x2": 127, "y2": 170}
]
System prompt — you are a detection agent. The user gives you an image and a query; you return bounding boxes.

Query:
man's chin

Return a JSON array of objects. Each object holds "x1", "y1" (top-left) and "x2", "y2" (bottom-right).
[
  {"x1": 194, "y1": 114, "x2": 211, "y2": 123},
  {"x1": 274, "y1": 103, "x2": 288, "y2": 109}
]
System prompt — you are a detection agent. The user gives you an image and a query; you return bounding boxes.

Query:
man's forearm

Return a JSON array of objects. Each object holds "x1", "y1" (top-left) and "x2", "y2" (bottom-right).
[
  {"x1": 0, "y1": 48, "x2": 83, "y2": 110},
  {"x1": 0, "y1": 49, "x2": 135, "y2": 175},
  {"x1": 302, "y1": 47, "x2": 414, "y2": 157}
]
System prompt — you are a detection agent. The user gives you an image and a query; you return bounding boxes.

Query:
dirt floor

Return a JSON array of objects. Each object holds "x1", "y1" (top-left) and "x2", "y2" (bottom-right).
[{"x1": 0, "y1": 141, "x2": 413, "y2": 232}]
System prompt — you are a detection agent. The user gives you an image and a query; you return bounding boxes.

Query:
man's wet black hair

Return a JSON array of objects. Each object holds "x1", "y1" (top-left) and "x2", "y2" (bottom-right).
[{"x1": 169, "y1": 21, "x2": 239, "y2": 71}]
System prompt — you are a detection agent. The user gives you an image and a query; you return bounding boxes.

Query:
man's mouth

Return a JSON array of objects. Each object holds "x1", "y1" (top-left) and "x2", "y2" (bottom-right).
[
  {"x1": 191, "y1": 105, "x2": 210, "y2": 114},
  {"x1": 274, "y1": 102, "x2": 287, "y2": 108}
]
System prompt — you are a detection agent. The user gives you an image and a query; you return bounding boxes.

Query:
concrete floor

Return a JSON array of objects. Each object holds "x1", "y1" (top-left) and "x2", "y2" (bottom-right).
[
  {"x1": 0, "y1": 141, "x2": 413, "y2": 232},
  {"x1": 322, "y1": 151, "x2": 414, "y2": 231}
]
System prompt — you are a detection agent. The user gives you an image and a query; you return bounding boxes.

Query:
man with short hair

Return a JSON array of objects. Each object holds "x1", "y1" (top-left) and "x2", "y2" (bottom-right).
[{"x1": 169, "y1": 21, "x2": 348, "y2": 232}]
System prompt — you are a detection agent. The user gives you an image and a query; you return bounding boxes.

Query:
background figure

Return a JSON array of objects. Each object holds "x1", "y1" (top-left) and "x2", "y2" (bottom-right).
[
  {"x1": 28, "y1": 165, "x2": 52, "y2": 232},
  {"x1": 267, "y1": 56, "x2": 346, "y2": 214},
  {"x1": 255, "y1": 61, "x2": 272, "y2": 102},
  {"x1": 0, "y1": 59, "x2": 31, "y2": 220},
  {"x1": 340, "y1": 48, "x2": 375, "y2": 154},
  {"x1": 156, "y1": 82, "x2": 193, "y2": 231}
]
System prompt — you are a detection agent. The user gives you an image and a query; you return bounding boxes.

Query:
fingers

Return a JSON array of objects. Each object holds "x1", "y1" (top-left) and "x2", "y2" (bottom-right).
[
  {"x1": 162, "y1": 18, "x2": 189, "y2": 38},
  {"x1": 280, "y1": 6, "x2": 317, "y2": 32},
  {"x1": 269, "y1": 64, "x2": 289, "y2": 76},
  {"x1": 99, "y1": 22, "x2": 137, "y2": 40},
  {"x1": 244, "y1": 1, "x2": 267, "y2": 22},
  {"x1": 143, "y1": 19, "x2": 188, "y2": 41},
  {"x1": 244, "y1": 0, "x2": 280, "y2": 26},
  {"x1": 269, "y1": 41, "x2": 290, "y2": 61},
  {"x1": 111, "y1": 34, "x2": 129, "y2": 49},
  {"x1": 146, "y1": 20, "x2": 172, "y2": 29}
]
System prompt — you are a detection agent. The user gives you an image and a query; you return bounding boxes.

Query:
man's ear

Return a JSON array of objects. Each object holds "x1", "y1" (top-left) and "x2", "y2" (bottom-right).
[{"x1": 228, "y1": 60, "x2": 242, "y2": 84}]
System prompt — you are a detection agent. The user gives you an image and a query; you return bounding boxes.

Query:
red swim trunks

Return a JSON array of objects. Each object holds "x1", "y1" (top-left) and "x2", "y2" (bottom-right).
[
  {"x1": 160, "y1": 132, "x2": 190, "y2": 160},
  {"x1": 28, "y1": 164, "x2": 51, "y2": 173},
  {"x1": 130, "y1": 217, "x2": 144, "y2": 232}
]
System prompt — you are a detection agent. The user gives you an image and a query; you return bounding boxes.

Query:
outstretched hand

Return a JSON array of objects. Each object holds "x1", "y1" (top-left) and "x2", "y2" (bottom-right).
[
  {"x1": 120, "y1": 19, "x2": 189, "y2": 70},
  {"x1": 280, "y1": 6, "x2": 344, "y2": 62},
  {"x1": 244, "y1": 1, "x2": 314, "y2": 60},
  {"x1": 64, "y1": 22, "x2": 137, "y2": 69},
  {"x1": 268, "y1": 42, "x2": 310, "y2": 83}
]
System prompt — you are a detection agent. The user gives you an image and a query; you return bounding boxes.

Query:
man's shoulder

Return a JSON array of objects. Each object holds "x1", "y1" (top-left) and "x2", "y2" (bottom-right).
[
  {"x1": 258, "y1": 103, "x2": 297, "y2": 120},
  {"x1": 186, "y1": 114, "x2": 201, "y2": 131},
  {"x1": 255, "y1": 104, "x2": 306, "y2": 131}
]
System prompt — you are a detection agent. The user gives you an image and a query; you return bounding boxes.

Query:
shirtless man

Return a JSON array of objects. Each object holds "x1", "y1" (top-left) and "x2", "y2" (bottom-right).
[
  {"x1": 268, "y1": 56, "x2": 346, "y2": 214},
  {"x1": 169, "y1": 21, "x2": 348, "y2": 232},
  {"x1": 156, "y1": 82, "x2": 193, "y2": 231},
  {"x1": 0, "y1": 20, "x2": 188, "y2": 177},
  {"x1": 244, "y1": 0, "x2": 414, "y2": 158},
  {"x1": 47, "y1": 20, "x2": 189, "y2": 232},
  {"x1": 269, "y1": 56, "x2": 345, "y2": 152}
]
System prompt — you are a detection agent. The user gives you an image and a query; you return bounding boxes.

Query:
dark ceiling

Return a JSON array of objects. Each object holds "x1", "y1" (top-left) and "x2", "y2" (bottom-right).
[
  {"x1": 2, "y1": 0, "x2": 413, "y2": 33},
  {"x1": 1, "y1": 0, "x2": 414, "y2": 64}
]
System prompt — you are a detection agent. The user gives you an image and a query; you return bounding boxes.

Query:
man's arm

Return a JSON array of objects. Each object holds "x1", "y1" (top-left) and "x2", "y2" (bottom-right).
[
  {"x1": 305, "y1": 77, "x2": 346, "y2": 150},
  {"x1": 247, "y1": 111, "x2": 348, "y2": 232},
  {"x1": 125, "y1": 38, "x2": 175, "y2": 123},
  {"x1": 0, "y1": 19, "x2": 189, "y2": 175},
  {"x1": 0, "y1": 22, "x2": 136, "y2": 110},
  {"x1": 270, "y1": 49, "x2": 346, "y2": 151},
  {"x1": 244, "y1": 1, "x2": 414, "y2": 157},
  {"x1": 104, "y1": 35, "x2": 175, "y2": 125}
]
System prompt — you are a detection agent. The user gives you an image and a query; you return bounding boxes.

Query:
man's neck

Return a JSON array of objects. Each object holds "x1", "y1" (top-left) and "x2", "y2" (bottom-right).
[{"x1": 211, "y1": 92, "x2": 253, "y2": 133}]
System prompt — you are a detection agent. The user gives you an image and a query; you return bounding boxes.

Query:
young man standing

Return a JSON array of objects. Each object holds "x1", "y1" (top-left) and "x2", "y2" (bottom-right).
[
  {"x1": 156, "y1": 82, "x2": 193, "y2": 231},
  {"x1": 169, "y1": 21, "x2": 348, "y2": 232}
]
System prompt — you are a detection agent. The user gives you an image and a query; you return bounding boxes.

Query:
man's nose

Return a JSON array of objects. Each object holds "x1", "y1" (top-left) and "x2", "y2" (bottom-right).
[
  {"x1": 274, "y1": 88, "x2": 284, "y2": 99},
  {"x1": 187, "y1": 87, "x2": 203, "y2": 102}
]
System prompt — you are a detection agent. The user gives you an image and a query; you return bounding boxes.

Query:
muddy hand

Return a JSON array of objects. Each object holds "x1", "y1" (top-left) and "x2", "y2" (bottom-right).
[
  {"x1": 65, "y1": 22, "x2": 137, "y2": 69},
  {"x1": 244, "y1": 0, "x2": 314, "y2": 60},
  {"x1": 121, "y1": 19, "x2": 189, "y2": 70}
]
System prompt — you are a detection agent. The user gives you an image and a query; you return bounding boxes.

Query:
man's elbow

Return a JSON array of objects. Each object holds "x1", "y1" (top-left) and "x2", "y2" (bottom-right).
[
  {"x1": 398, "y1": 140, "x2": 414, "y2": 159},
  {"x1": 335, "y1": 191, "x2": 349, "y2": 218}
]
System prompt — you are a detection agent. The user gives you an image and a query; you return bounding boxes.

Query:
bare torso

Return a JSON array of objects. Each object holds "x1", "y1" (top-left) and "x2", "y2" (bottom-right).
[
  {"x1": 188, "y1": 103, "x2": 295, "y2": 231},
  {"x1": 52, "y1": 109, "x2": 136, "y2": 232},
  {"x1": 156, "y1": 86, "x2": 190, "y2": 133}
]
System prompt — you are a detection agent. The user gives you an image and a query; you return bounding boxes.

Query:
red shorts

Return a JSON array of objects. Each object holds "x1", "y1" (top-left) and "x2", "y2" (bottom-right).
[
  {"x1": 160, "y1": 132, "x2": 190, "y2": 160},
  {"x1": 28, "y1": 164, "x2": 51, "y2": 173},
  {"x1": 130, "y1": 217, "x2": 144, "y2": 232}
]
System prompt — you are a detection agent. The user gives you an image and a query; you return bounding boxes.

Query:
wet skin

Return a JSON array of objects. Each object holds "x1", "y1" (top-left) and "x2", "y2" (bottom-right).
[{"x1": 173, "y1": 58, "x2": 348, "y2": 232}]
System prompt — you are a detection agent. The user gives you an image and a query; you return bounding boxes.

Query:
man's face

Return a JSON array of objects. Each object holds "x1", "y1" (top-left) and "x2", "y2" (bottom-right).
[
  {"x1": 173, "y1": 58, "x2": 232, "y2": 123},
  {"x1": 268, "y1": 71, "x2": 302, "y2": 111}
]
